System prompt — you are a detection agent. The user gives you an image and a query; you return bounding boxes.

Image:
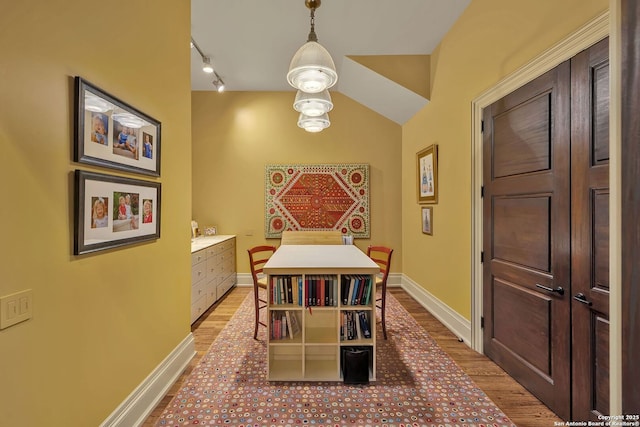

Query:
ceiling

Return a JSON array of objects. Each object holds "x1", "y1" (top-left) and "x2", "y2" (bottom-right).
[{"x1": 190, "y1": 0, "x2": 471, "y2": 124}]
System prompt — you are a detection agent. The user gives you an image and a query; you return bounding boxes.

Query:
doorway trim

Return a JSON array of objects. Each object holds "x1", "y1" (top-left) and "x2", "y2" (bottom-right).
[{"x1": 470, "y1": 12, "x2": 609, "y2": 350}]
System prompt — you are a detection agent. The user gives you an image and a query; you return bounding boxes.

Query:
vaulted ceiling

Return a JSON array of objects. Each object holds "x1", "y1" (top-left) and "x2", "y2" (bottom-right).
[{"x1": 191, "y1": 0, "x2": 470, "y2": 123}]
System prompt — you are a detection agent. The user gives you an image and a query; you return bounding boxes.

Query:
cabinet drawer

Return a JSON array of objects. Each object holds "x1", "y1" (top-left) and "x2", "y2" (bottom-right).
[
  {"x1": 192, "y1": 279, "x2": 207, "y2": 304},
  {"x1": 206, "y1": 244, "x2": 223, "y2": 257},
  {"x1": 191, "y1": 250, "x2": 207, "y2": 266},
  {"x1": 222, "y1": 257, "x2": 235, "y2": 275},
  {"x1": 205, "y1": 279, "x2": 217, "y2": 307},
  {"x1": 191, "y1": 262, "x2": 207, "y2": 284},
  {"x1": 217, "y1": 275, "x2": 236, "y2": 300},
  {"x1": 220, "y1": 246, "x2": 234, "y2": 262},
  {"x1": 191, "y1": 295, "x2": 207, "y2": 323},
  {"x1": 207, "y1": 253, "x2": 223, "y2": 268},
  {"x1": 220, "y1": 239, "x2": 235, "y2": 252},
  {"x1": 208, "y1": 261, "x2": 223, "y2": 278}
]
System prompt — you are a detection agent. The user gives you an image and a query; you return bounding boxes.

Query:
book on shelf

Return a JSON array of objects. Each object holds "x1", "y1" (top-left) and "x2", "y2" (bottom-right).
[
  {"x1": 363, "y1": 276, "x2": 372, "y2": 305},
  {"x1": 340, "y1": 310, "x2": 371, "y2": 341},
  {"x1": 286, "y1": 310, "x2": 301, "y2": 338},
  {"x1": 286, "y1": 276, "x2": 293, "y2": 303},
  {"x1": 329, "y1": 275, "x2": 336, "y2": 306},
  {"x1": 357, "y1": 311, "x2": 371, "y2": 339},
  {"x1": 324, "y1": 275, "x2": 329, "y2": 306},
  {"x1": 346, "y1": 276, "x2": 356, "y2": 305},
  {"x1": 271, "y1": 310, "x2": 301, "y2": 340},
  {"x1": 271, "y1": 275, "x2": 303, "y2": 306},
  {"x1": 354, "y1": 310, "x2": 363, "y2": 339},
  {"x1": 318, "y1": 276, "x2": 323, "y2": 306},
  {"x1": 303, "y1": 275, "x2": 337, "y2": 307},
  {"x1": 353, "y1": 276, "x2": 362, "y2": 305}
]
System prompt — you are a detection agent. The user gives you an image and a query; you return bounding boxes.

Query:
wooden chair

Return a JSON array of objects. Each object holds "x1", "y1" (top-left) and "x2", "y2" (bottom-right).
[
  {"x1": 280, "y1": 230, "x2": 343, "y2": 245},
  {"x1": 247, "y1": 245, "x2": 277, "y2": 339},
  {"x1": 367, "y1": 245, "x2": 393, "y2": 339}
]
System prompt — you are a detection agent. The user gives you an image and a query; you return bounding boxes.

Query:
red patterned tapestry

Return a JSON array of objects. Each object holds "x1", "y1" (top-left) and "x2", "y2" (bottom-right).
[{"x1": 265, "y1": 164, "x2": 370, "y2": 238}]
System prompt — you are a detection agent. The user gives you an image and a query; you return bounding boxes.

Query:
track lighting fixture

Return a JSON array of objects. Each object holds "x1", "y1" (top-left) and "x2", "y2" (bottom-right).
[
  {"x1": 191, "y1": 36, "x2": 225, "y2": 90},
  {"x1": 202, "y1": 56, "x2": 214, "y2": 74},
  {"x1": 212, "y1": 72, "x2": 225, "y2": 93}
]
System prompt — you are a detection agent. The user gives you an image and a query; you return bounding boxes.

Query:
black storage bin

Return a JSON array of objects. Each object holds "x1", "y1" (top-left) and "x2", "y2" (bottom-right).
[{"x1": 341, "y1": 347, "x2": 370, "y2": 384}]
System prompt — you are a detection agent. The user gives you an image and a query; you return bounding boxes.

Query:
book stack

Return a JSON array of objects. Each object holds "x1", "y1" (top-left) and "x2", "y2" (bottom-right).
[
  {"x1": 270, "y1": 310, "x2": 302, "y2": 340},
  {"x1": 340, "y1": 311, "x2": 372, "y2": 341},
  {"x1": 270, "y1": 276, "x2": 303, "y2": 305},
  {"x1": 304, "y1": 275, "x2": 338, "y2": 307},
  {"x1": 340, "y1": 275, "x2": 373, "y2": 306}
]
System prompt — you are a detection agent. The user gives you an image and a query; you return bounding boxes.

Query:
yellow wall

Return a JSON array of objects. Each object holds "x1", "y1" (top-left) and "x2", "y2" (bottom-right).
[
  {"x1": 0, "y1": 1, "x2": 613, "y2": 424},
  {"x1": 402, "y1": 0, "x2": 608, "y2": 319},
  {"x1": 0, "y1": 1, "x2": 191, "y2": 425},
  {"x1": 348, "y1": 55, "x2": 431, "y2": 99},
  {"x1": 191, "y1": 91, "x2": 403, "y2": 270}
]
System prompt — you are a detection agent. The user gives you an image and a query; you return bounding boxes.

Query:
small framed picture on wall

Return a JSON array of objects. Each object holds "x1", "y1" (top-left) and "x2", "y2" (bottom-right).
[
  {"x1": 74, "y1": 76, "x2": 161, "y2": 176},
  {"x1": 422, "y1": 206, "x2": 433, "y2": 235},
  {"x1": 74, "y1": 170, "x2": 161, "y2": 254},
  {"x1": 417, "y1": 144, "x2": 438, "y2": 204}
]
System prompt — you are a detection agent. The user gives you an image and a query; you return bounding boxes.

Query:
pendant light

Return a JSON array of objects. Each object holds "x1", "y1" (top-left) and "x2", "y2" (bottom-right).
[
  {"x1": 298, "y1": 112, "x2": 330, "y2": 133},
  {"x1": 287, "y1": 0, "x2": 338, "y2": 94},
  {"x1": 293, "y1": 89, "x2": 333, "y2": 117}
]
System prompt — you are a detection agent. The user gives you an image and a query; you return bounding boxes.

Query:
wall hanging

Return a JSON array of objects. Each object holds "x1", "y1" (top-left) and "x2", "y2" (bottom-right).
[
  {"x1": 421, "y1": 206, "x2": 433, "y2": 235},
  {"x1": 74, "y1": 76, "x2": 161, "y2": 176},
  {"x1": 74, "y1": 170, "x2": 161, "y2": 254},
  {"x1": 417, "y1": 144, "x2": 438, "y2": 203},
  {"x1": 265, "y1": 164, "x2": 369, "y2": 238}
]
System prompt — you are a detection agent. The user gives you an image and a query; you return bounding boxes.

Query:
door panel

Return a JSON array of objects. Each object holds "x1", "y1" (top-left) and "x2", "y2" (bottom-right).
[
  {"x1": 493, "y1": 196, "x2": 550, "y2": 271},
  {"x1": 483, "y1": 61, "x2": 571, "y2": 420},
  {"x1": 493, "y1": 94, "x2": 552, "y2": 177},
  {"x1": 492, "y1": 279, "x2": 552, "y2": 374},
  {"x1": 571, "y1": 37, "x2": 610, "y2": 420}
]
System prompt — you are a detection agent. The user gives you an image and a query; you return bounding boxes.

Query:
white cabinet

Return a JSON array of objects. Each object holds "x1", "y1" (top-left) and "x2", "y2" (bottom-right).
[{"x1": 190, "y1": 235, "x2": 236, "y2": 323}]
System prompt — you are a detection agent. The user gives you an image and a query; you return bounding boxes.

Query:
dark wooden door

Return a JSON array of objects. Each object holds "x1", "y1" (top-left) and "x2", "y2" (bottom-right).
[
  {"x1": 621, "y1": 0, "x2": 640, "y2": 413},
  {"x1": 570, "y1": 38, "x2": 610, "y2": 420},
  {"x1": 483, "y1": 39, "x2": 610, "y2": 421},
  {"x1": 483, "y1": 61, "x2": 572, "y2": 420}
]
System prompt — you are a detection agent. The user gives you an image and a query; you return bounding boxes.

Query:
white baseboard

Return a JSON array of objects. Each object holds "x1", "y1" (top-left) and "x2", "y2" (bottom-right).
[
  {"x1": 236, "y1": 272, "x2": 253, "y2": 286},
  {"x1": 400, "y1": 275, "x2": 472, "y2": 346},
  {"x1": 100, "y1": 333, "x2": 195, "y2": 427}
]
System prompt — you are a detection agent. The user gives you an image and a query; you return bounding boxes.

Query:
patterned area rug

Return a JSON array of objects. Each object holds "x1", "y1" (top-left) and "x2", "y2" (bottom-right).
[{"x1": 155, "y1": 292, "x2": 515, "y2": 426}]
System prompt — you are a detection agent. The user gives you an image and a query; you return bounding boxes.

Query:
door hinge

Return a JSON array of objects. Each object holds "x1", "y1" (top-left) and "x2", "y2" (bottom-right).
[
  {"x1": 480, "y1": 316, "x2": 485, "y2": 329},
  {"x1": 481, "y1": 186, "x2": 484, "y2": 198},
  {"x1": 481, "y1": 120, "x2": 484, "y2": 133},
  {"x1": 480, "y1": 251, "x2": 484, "y2": 263}
]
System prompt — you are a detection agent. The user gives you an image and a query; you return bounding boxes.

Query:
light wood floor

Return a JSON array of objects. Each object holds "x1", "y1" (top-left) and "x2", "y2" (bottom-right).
[{"x1": 142, "y1": 286, "x2": 563, "y2": 427}]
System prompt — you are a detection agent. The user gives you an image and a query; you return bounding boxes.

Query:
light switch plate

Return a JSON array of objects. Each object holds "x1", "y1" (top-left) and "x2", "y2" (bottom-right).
[{"x1": 0, "y1": 289, "x2": 33, "y2": 329}]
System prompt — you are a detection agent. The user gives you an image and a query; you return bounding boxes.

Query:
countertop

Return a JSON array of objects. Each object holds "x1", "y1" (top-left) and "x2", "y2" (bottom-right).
[{"x1": 191, "y1": 235, "x2": 235, "y2": 253}]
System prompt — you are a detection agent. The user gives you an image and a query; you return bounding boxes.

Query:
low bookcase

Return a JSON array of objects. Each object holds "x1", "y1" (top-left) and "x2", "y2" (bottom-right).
[{"x1": 263, "y1": 245, "x2": 379, "y2": 382}]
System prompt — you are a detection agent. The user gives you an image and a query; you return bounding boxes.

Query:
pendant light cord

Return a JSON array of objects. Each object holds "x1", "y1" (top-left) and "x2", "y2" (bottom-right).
[{"x1": 307, "y1": 7, "x2": 318, "y2": 42}]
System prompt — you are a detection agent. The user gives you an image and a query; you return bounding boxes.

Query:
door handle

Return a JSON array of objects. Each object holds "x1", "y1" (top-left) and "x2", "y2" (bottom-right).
[
  {"x1": 573, "y1": 293, "x2": 593, "y2": 306},
  {"x1": 535, "y1": 284, "x2": 565, "y2": 296}
]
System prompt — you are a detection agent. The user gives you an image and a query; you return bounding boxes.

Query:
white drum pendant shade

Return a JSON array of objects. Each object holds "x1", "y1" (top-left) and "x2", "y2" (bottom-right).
[
  {"x1": 297, "y1": 112, "x2": 331, "y2": 132},
  {"x1": 287, "y1": 41, "x2": 338, "y2": 93},
  {"x1": 293, "y1": 89, "x2": 333, "y2": 117}
]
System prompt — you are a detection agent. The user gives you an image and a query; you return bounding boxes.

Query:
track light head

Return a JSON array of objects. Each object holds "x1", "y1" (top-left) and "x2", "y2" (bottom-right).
[{"x1": 202, "y1": 56, "x2": 214, "y2": 73}]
